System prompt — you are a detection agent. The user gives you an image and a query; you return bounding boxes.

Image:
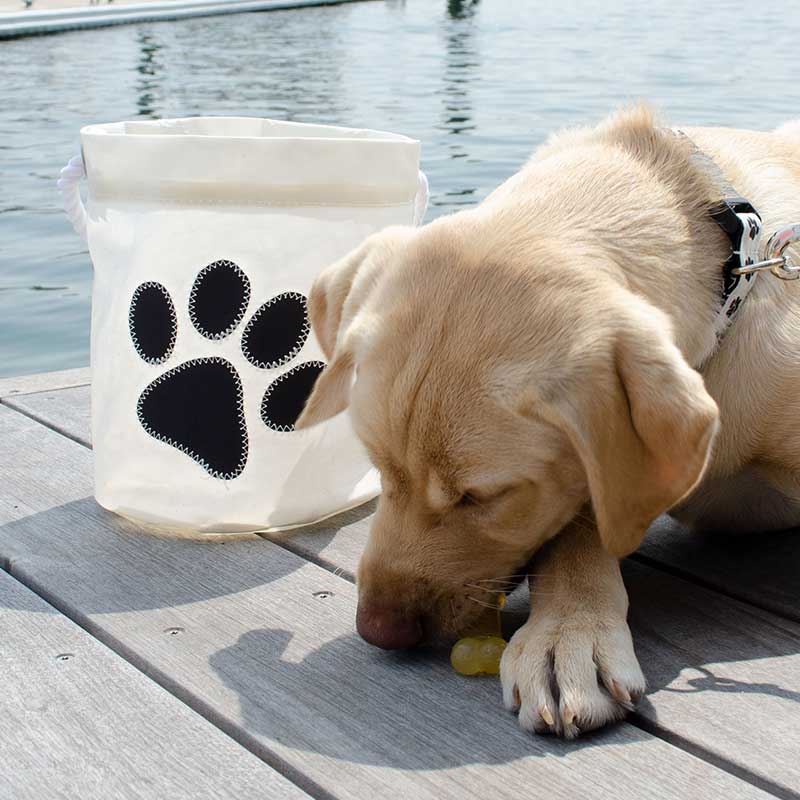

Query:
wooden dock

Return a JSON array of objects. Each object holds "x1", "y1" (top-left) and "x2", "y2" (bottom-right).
[
  {"x1": 0, "y1": 0, "x2": 371, "y2": 39},
  {"x1": 1, "y1": 367, "x2": 798, "y2": 799}
]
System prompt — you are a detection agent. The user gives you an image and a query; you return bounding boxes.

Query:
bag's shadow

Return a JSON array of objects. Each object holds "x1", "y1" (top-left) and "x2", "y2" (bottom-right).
[{"x1": 0, "y1": 497, "x2": 374, "y2": 613}]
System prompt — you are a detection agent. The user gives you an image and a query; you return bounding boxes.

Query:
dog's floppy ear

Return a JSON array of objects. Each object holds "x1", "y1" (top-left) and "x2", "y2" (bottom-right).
[
  {"x1": 295, "y1": 350, "x2": 354, "y2": 429},
  {"x1": 554, "y1": 298, "x2": 719, "y2": 557},
  {"x1": 296, "y1": 227, "x2": 411, "y2": 429}
]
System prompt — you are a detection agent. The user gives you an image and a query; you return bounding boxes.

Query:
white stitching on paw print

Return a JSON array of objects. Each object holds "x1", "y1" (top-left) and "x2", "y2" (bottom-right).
[
  {"x1": 260, "y1": 360, "x2": 325, "y2": 433},
  {"x1": 129, "y1": 281, "x2": 177, "y2": 365},
  {"x1": 188, "y1": 260, "x2": 251, "y2": 340},
  {"x1": 241, "y1": 291, "x2": 311, "y2": 369},
  {"x1": 131, "y1": 262, "x2": 323, "y2": 479},
  {"x1": 136, "y1": 356, "x2": 248, "y2": 480}
]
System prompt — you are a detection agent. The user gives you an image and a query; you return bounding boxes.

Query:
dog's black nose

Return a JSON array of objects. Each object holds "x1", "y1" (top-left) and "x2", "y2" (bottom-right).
[{"x1": 356, "y1": 603, "x2": 423, "y2": 650}]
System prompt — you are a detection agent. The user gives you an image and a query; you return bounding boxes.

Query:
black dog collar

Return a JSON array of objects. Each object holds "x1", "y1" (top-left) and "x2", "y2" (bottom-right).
[{"x1": 677, "y1": 131, "x2": 763, "y2": 341}]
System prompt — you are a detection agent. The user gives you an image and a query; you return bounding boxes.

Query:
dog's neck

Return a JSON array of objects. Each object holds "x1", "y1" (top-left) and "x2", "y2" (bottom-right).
[
  {"x1": 492, "y1": 119, "x2": 747, "y2": 369},
  {"x1": 625, "y1": 138, "x2": 767, "y2": 370}
]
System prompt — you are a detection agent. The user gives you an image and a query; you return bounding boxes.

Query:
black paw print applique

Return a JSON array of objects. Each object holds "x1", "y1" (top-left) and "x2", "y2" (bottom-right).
[{"x1": 128, "y1": 260, "x2": 325, "y2": 480}]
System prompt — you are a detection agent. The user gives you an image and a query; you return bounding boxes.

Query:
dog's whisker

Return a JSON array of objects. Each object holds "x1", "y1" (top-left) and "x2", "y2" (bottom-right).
[
  {"x1": 466, "y1": 581, "x2": 554, "y2": 591},
  {"x1": 465, "y1": 580, "x2": 517, "y2": 588},
  {"x1": 477, "y1": 574, "x2": 531, "y2": 580},
  {"x1": 464, "y1": 583, "x2": 511, "y2": 593},
  {"x1": 466, "y1": 595, "x2": 505, "y2": 610}
]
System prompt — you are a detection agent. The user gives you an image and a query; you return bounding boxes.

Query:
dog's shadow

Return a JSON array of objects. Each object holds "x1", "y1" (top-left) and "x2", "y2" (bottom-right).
[
  {"x1": 208, "y1": 519, "x2": 800, "y2": 770},
  {"x1": 208, "y1": 627, "x2": 645, "y2": 770},
  {"x1": 0, "y1": 497, "x2": 375, "y2": 614},
  {"x1": 624, "y1": 518, "x2": 800, "y2": 716},
  {"x1": 4, "y1": 496, "x2": 798, "y2": 769}
]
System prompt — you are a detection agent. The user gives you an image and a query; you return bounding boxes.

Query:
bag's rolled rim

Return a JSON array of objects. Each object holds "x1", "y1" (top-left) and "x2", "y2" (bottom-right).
[
  {"x1": 80, "y1": 116, "x2": 422, "y2": 208},
  {"x1": 81, "y1": 116, "x2": 419, "y2": 145}
]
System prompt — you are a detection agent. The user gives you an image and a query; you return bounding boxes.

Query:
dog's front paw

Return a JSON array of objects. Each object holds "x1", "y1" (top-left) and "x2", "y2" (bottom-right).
[{"x1": 500, "y1": 612, "x2": 645, "y2": 739}]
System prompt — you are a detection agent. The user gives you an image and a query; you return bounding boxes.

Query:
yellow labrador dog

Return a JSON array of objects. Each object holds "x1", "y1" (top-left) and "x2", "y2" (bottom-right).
[{"x1": 296, "y1": 106, "x2": 800, "y2": 738}]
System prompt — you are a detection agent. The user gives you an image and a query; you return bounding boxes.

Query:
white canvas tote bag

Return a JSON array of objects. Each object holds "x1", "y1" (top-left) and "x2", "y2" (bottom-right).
[{"x1": 58, "y1": 117, "x2": 428, "y2": 534}]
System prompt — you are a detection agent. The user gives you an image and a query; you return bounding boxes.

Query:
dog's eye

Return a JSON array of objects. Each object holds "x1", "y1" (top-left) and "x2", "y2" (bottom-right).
[{"x1": 456, "y1": 485, "x2": 517, "y2": 510}]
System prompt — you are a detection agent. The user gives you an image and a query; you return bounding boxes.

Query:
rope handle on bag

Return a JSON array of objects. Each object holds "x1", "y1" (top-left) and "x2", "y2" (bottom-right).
[
  {"x1": 58, "y1": 154, "x2": 88, "y2": 242},
  {"x1": 414, "y1": 169, "x2": 430, "y2": 226},
  {"x1": 57, "y1": 154, "x2": 429, "y2": 238}
]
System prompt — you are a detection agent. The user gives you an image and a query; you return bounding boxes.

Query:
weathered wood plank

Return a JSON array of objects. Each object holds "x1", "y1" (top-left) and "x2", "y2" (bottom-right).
[
  {"x1": 636, "y1": 516, "x2": 800, "y2": 623},
  {"x1": 277, "y1": 510, "x2": 800, "y2": 795},
  {"x1": 0, "y1": 367, "x2": 90, "y2": 399},
  {"x1": 0, "y1": 405, "x2": 769, "y2": 800},
  {"x1": 7, "y1": 382, "x2": 800, "y2": 794},
  {"x1": 4, "y1": 384, "x2": 92, "y2": 447},
  {"x1": 277, "y1": 513, "x2": 800, "y2": 797},
  {"x1": 7, "y1": 383, "x2": 800, "y2": 792},
  {"x1": 622, "y1": 561, "x2": 800, "y2": 795},
  {"x1": 0, "y1": 570, "x2": 309, "y2": 800}
]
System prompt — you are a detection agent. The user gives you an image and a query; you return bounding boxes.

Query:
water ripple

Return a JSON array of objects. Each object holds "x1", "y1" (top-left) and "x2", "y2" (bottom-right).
[{"x1": 1, "y1": 0, "x2": 798, "y2": 376}]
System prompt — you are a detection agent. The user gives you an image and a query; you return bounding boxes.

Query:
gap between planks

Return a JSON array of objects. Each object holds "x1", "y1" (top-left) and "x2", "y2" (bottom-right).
[
  {"x1": 0, "y1": 367, "x2": 91, "y2": 399},
  {"x1": 0, "y1": 560, "x2": 339, "y2": 800},
  {"x1": 0, "y1": 568, "x2": 314, "y2": 800}
]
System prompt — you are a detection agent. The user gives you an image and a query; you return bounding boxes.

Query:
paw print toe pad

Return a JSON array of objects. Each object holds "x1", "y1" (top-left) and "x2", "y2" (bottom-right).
[
  {"x1": 242, "y1": 292, "x2": 310, "y2": 369},
  {"x1": 129, "y1": 282, "x2": 176, "y2": 364},
  {"x1": 261, "y1": 361, "x2": 324, "y2": 432},
  {"x1": 137, "y1": 358, "x2": 247, "y2": 479},
  {"x1": 190, "y1": 260, "x2": 251, "y2": 339}
]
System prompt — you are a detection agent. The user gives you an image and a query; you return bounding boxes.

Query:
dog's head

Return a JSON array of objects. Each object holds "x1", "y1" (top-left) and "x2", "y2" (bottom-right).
[{"x1": 296, "y1": 221, "x2": 718, "y2": 648}]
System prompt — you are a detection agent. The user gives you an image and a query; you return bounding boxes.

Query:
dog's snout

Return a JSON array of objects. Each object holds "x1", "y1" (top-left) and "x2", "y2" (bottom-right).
[{"x1": 356, "y1": 602, "x2": 423, "y2": 650}]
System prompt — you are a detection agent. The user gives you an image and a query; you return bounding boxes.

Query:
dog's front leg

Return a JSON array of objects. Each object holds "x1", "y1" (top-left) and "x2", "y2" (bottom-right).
[{"x1": 500, "y1": 514, "x2": 645, "y2": 738}]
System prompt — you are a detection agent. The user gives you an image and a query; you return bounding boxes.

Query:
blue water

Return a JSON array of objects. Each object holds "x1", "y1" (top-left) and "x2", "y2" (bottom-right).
[{"x1": 2, "y1": 0, "x2": 799, "y2": 377}]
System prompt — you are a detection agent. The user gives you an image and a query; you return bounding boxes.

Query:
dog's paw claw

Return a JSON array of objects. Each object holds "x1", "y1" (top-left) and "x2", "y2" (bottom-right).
[
  {"x1": 609, "y1": 679, "x2": 632, "y2": 707},
  {"x1": 539, "y1": 704, "x2": 555, "y2": 727},
  {"x1": 500, "y1": 615, "x2": 645, "y2": 739}
]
